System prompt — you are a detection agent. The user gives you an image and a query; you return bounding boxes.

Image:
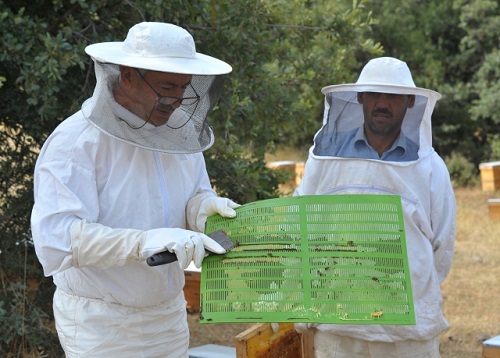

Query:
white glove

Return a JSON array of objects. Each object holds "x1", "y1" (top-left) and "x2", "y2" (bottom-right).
[
  {"x1": 294, "y1": 323, "x2": 318, "y2": 334},
  {"x1": 196, "y1": 197, "x2": 240, "y2": 231},
  {"x1": 70, "y1": 219, "x2": 225, "y2": 270},
  {"x1": 141, "y1": 228, "x2": 226, "y2": 269}
]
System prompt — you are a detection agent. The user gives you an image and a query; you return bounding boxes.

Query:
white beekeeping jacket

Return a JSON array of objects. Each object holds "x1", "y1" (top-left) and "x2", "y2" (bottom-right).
[
  {"x1": 31, "y1": 75, "x2": 217, "y2": 308},
  {"x1": 295, "y1": 57, "x2": 456, "y2": 342}
]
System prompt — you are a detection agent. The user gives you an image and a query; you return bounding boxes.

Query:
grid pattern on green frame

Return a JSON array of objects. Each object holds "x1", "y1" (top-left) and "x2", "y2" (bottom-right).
[{"x1": 200, "y1": 194, "x2": 415, "y2": 325}]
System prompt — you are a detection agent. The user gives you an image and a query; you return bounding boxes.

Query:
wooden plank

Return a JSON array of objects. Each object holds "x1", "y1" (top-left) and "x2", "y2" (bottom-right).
[{"x1": 235, "y1": 323, "x2": 314, "y2": 358}]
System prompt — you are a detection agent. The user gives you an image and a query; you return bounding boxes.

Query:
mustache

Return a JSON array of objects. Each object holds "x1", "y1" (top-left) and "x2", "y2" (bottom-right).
[
  {"x1": 372, "y1": 109, "x2": 392, "y2": 116},
  {"x1": 156, "y1": 102, "x2": 175, "y2": 112}
]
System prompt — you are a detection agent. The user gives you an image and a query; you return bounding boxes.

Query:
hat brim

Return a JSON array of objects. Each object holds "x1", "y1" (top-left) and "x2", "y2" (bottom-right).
[
  {"x1": 85, "y1": 42, "x2": 232, "y2": 75},
  {"x1": 322, "y1": 83, "x2": 441, "y2": 101}
]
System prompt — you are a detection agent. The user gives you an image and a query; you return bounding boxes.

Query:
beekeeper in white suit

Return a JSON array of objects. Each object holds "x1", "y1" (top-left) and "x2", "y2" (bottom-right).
[
  {"x1": 294, "y1": 57, "x2": 456, "y2": 357},
  {"x1": 31, "y1": 22, "x2": 239, "y2": 357}
]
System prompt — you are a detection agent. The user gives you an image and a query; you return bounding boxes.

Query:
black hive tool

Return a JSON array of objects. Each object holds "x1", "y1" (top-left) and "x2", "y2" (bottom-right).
[{"x1": 146, "y1": 230, "x2": 234, "y2": 266}]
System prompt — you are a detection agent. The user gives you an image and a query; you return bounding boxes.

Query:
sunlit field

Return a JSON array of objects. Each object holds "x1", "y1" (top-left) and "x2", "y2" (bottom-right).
[{"x1": 439, "y1": 186, "x2": 500, "y2": 358}]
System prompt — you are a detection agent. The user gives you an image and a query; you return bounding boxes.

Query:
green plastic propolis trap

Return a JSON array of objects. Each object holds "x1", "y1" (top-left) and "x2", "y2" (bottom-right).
[{"x1": 200, "y1": 194, "x2": 415, "y2": 325}]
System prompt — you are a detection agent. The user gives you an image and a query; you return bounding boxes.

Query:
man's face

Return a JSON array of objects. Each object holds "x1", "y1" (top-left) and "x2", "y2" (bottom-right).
[
  {"x1": 357, "y1": 92, "x2": 415, "y2": 138},
  {"x1": 122, "y1": 68, "x2": 193, "y2": 126}
]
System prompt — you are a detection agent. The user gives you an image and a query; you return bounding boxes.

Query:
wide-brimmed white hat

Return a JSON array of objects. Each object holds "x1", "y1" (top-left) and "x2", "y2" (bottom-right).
[
  {"x1": 322, "y1": 57, "x2": 441, "y2": 101},
  {"x1": 85, "y1": 22, "x2": 232, "y2": 75}
]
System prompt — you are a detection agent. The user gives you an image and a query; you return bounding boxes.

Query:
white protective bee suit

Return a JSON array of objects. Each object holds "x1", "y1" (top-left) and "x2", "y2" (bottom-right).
[
  {"x1": 294, "y1": 57, "x2": 456, "y2": 358},
  {"x1": 31, "y1": 22, "x2": 238, "y2": 358}
]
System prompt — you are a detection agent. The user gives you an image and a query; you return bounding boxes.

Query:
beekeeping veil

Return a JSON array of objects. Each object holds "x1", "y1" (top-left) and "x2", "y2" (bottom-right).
[
  {"x1": 312, "y1": 57, "x2": 441, "y2": 160},
  {"x1": 82, "y1": 22, "x2": 232, "y2": 153}
]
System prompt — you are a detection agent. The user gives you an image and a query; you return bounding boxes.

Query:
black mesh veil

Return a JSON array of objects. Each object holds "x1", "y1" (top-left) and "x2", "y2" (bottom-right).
[
  {"x1": 81, "y1": 62, "x2": 227, "y2": 154},
  {"x1": 313, "y1": 90, "x2": 429, "y2": 159}
]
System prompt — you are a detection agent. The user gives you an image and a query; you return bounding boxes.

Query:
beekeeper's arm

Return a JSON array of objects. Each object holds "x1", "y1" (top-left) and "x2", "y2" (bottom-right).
[
  {"x1": 70, "y1": 219, "x2": 226, "y2": 270},
  {"x1": 429, "y1": 161, "x2": 456, "y2": 283},
  {"x1": 31, "y1": 159, "x2": 226, "y2": 277}
]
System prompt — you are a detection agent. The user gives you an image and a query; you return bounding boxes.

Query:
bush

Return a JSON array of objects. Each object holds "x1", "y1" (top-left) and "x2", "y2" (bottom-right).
[
  {"x1": 445, "y1": 151, "x2": 480, "y2": 187},
  {"x1": 0, "y1": 242, "x2": 62, "y2": 357},
  {"x1": 487, "y1": 135, "x2": 500, "y2": 162}
]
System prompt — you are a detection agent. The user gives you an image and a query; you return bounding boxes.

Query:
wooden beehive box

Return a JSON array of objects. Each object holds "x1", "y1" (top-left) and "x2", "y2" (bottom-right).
[
  {"x1": 266, "y1": 161, "x2": 306, "y2": 195},
  {"x1": 294, "y1": 161, "x2": 305, "y2": 186},
  {"x1": 482, "y1": 335, "x2": 500, "y2": 358},
  {"x1": 488, "y1": 199, "x2": 500, "y2": 220},
  {"x1": 235, "y1": 323, "x2": 313, "y2": 358},
  {"x1": 479, "y1": 161, "x2": 500, "y2": 191},
  {"x1": 184, "y1": 268, "x2": 201, "y2": 313},
  {"x1": 267, "y1": 161, "x2": 297, "y2": 194}
]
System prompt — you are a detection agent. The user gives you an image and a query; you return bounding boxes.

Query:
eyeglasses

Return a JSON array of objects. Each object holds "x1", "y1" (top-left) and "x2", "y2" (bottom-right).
[{"x1": 136, "y1": 69, "x2": 200, "y2": 106}]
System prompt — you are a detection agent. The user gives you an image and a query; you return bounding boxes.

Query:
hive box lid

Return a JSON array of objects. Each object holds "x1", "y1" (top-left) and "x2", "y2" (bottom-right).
[
  {"x1": 188, "y1": 344, "x2": 235, "y2": 358},
  {"x1": 483, "y1": 336, "x2": 500, "y2": 347},
  {"x1": 480, "y1": 161, "x2": 500, "y2": 168}
]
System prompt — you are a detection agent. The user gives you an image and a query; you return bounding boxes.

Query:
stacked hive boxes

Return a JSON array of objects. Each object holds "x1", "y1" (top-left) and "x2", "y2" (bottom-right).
[{"x1": 479, "y1": 161, "x2": 500, "y2": 220}]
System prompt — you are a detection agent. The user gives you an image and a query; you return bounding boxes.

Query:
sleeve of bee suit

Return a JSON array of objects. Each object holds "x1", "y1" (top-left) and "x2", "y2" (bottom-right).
[
  {"x1": 30, "y1": 116, "x2": 224, "y2": 276},
  {"x1": 429, "y1": 157, "x2": 456, "y2": 283},
  {"x1": 70, "y1": 219, "x2": 226, "y2": 270}
]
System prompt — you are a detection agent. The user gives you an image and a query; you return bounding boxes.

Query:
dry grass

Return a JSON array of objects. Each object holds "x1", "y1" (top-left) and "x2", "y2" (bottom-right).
[
  {"x1": 439, "y1": 186, "x2": 500, "y2": 358},
  {"x1": 188, "y1": 186, "x2": 500, "y2": 356}
]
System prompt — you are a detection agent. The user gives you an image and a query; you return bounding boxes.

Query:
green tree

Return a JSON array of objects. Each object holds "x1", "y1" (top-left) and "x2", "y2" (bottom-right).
[
  {"x1": 185, "y1": 0, "x2": 381, "y2": 201},
  {"x1": 365, "y1": 0, "x2": 465, "y2": 156},
  {"x1": 1, "y1": 0, "x2": 378, "y2": 355},
  {"x1": 457, "y1": 0, "x2": 500, "y2": 162},
  {"x1": 366, "y1": 0, "x2": 500, "y2": 170}
]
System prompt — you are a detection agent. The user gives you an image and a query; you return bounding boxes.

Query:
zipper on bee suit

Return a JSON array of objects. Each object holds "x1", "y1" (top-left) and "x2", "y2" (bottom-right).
[{"x1": 153, "y1": 151, "x2": 170, "y2": 227}]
